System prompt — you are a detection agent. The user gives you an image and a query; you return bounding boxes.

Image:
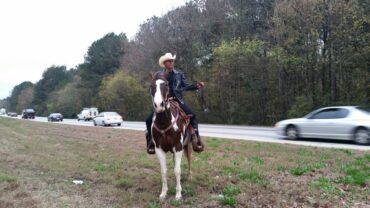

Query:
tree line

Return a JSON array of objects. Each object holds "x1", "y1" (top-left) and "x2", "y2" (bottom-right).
[{"x1": 1, "y1": 0, "x2": 369, "y2": 125}]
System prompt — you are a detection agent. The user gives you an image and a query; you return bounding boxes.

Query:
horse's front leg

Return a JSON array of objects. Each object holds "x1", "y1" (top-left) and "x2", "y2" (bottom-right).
[
  {"x1": 156, "y1": 147, "x2": 168, "y2": 200},
  {"x1": 174, "y1": 150, "x2": 183, "y2": 200}
]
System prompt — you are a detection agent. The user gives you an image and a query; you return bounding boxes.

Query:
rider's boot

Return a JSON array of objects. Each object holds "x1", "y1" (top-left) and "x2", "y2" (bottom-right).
[
  {"x1": 191, "y1": 129, "x2": 204, "y2": 153},
  {"x1": 146, "y1": 131, "x2": 155, "y2": 154}
]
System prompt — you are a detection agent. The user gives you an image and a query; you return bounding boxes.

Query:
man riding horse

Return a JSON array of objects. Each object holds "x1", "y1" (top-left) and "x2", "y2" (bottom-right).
[{"x1": 145, "y1": 52, "x2": 205, "y2": 154}]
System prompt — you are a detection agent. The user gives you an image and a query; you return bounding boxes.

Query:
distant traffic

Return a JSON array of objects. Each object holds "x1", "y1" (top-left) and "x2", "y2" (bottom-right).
[
  {"x1": 0, "y1": 107, "x2": 124, "y2": 128},
  {"x1": 1, "y1": 106, "x2": 369, "y2": 145}
]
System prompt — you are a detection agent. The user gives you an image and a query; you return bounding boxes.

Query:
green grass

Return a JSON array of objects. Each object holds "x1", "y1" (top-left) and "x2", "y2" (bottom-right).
[
  {"x1": 238, "y1": 170, "x2": 266, "y2": 185},
  {"x1": 170, "y1": 200, "x2": 182, "y2": 207},
  {"x1": 220, "y1": 195, "x2": 237, "y2": 206},
  {"x1": 339, "y1": 154, "x2": 370, "y2": 186},
  {"x1": 290, "y1": 162, "x2": 327, "y2": 176},
  {"x1": 182, "y1": 185, "x2": 196, "y2": 197},
  {"x1": 206, "y1": 138, "x2": 224, "y2": 148},
  {"x1": 253, "y1": 143, "x2": 262, "y2": 150},
  {"x1": 289, "y1": 166, "x2": 312, "y2": 176},
  {"x1": 147, "y1": 201, "x2": 160, "y2": 208},
  {"x1": 225, "y1": 146, "x2": 234, "y2": 151},
  {"x1": 277, "y1": 165, "x2": 287, "y2": 172},
  {"x1": 167, "y1": 185, "x2": 196, "y2": 197},
  {"x1": 0, "y1": 175, "x2": 17, "y2": 183},
  {"x1": 168, "y1": 187, "x2": 176, "y2": 195},
  {"x1": 114, "y1": 177, "x2": 133, "y2": 188},
  {"x1": 223, "y1": 185, "x2": 241, "y2": 196},
  {"x1": 198, "y1": 152, "x2": 212, "y2": 160},
  {"x1": 248, "y1": 156, "x2": 264, "y2": 165},
  {"x1": 314, "y1": 177, "x2": 336, "y2": 193},
  {"x1": 221, "y1": 158, "x2": 271, "y2": 181},
  {"x1": 341, "y1": 149, "x2": 353, "y2": 156},
  {"x1": 94, "y1": 163, "x2": 120, "y2": 172},
  {"x1": 218, "y1": 185, "x2": 240, "y2": 206},
  {"x1": 297, "y1": 148, "x2": 314, "y2": 157},
  {"x1": 222, "y1": 166, "x2": 241, "y2": 176}
]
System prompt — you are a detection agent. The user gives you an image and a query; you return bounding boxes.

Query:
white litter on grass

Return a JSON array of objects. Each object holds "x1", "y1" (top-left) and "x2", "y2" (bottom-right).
[
  {"x1": 211, "y1": 194, "x2": 224, "y2": 200},
  {"x1": 72, "y1": 180, "x2": 84, "y2": 185}
]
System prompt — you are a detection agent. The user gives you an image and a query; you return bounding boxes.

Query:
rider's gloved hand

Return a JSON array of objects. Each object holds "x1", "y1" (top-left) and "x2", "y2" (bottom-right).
[{"x1": 196, "y1": 82, "x2": 205, "y2": 89}]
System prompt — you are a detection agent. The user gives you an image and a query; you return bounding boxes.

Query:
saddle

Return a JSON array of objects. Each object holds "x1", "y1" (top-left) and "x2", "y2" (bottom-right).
[
  {"x1": 169, "y1": 99, "x2": 190, "y2": 123},
  {"x1": 168, "y1": 99, "x2": 204, "y2": 152}
]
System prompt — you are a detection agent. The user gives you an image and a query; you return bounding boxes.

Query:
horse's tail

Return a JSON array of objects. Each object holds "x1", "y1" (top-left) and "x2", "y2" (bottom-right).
[
  {"x1": 183, "y1": 131, "x2": 193, "y2": 178},
  {"x1": 184, "y1": 142, "x2": 192, "y2": 178}
]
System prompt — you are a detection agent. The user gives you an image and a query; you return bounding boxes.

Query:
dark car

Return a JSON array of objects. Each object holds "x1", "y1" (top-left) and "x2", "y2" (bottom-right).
[
  {"x1": 48, "y1": 113, "x2": 63, "y2": 122},
  {"x1": 7, "y1": 112, "x2": 17, "y2": 117},
  {"x1": 21, "y1": 109, "x2": 35, "y2": 119}
]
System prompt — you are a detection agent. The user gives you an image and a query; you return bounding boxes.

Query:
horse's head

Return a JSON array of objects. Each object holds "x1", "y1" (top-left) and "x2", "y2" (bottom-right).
[{"x1": 150, "y1": 72, "x2": 169, "y2": 113}]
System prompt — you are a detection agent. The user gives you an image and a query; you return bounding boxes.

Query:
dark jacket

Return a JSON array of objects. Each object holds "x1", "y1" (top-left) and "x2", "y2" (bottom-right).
[{"x1": 167, "y1": 69, "x2": 198, "y2": 104}]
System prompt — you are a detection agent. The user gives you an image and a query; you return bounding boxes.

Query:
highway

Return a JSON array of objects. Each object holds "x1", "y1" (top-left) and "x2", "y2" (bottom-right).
[{"x1": 4, "y1": 115, "x2": 370, "y2": 151}]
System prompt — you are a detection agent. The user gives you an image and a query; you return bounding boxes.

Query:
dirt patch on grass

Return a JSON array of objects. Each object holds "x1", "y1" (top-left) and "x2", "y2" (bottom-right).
[{"x1": 0, "y1": 117, "x2": 369, "y2": 207}]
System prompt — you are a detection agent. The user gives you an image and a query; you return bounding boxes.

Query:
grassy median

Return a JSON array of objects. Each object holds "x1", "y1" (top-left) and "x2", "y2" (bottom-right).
[{"x1": 0, "y1": 117, "x2": 369, "y2": 208}]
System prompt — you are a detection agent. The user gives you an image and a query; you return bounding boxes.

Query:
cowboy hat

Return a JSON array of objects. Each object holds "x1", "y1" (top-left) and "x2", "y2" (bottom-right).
[{"x1": 159, "y1": 53, "x2": 176, "y2": 68}]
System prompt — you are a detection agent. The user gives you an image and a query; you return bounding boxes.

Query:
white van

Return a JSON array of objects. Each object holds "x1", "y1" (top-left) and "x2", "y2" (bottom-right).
[
  {"x1": 77, "y1": 107, "x2": 98, "y2": 121},
  {"x1": 0, "y1": 108, "x2": 6, "y2": 115}
]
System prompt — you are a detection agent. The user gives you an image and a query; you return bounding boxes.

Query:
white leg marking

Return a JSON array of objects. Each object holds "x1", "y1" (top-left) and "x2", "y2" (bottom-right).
[
  {"x1": 151, "y1": 115, "x2": 156, "y2": 146},
  {"x1": 180, "y1": 134, "x2": 184, "y2": 145},
  {"x1": 174, "y1": 150, "x2": 183, "y2": 200},
  {"x1": 156, "y1": 147, "x2": 168, "y2": 200}
]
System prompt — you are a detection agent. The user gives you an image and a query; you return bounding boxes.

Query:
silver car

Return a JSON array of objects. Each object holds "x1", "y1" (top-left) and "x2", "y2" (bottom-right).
[
  {"x1": 275, "y1": 106, "x2": 370, "y2": 144},
  {"x1": 93, "y1": 112, "x2": 123, "y2": 127}
]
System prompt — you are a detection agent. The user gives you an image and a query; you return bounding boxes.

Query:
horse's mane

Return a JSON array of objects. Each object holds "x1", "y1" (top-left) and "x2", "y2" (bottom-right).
[{"x1": 152, "y1": 71, "x2": 168, "y2": 81}]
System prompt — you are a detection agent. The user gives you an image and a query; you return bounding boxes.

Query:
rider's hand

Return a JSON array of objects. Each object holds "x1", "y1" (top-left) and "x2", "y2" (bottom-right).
[{"x1": 196, "y1": 82, "x2": 205, "y2": 89}]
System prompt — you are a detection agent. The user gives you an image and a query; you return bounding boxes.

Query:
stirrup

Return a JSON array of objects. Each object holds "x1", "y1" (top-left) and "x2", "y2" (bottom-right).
[
  {"x1": 146, "y1": 132, "x2": 155, "y2": 154},
  {"x1": 191, "y1": 132, "x2": 204, "y2": 153}
]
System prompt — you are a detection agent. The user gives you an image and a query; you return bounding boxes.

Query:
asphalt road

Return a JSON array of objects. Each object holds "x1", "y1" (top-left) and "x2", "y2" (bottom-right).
[{"x1": 4, "y1": 115, "x2": 370, "y2": 151}]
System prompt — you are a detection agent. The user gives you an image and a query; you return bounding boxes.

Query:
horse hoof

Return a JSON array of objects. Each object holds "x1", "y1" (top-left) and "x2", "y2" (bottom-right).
[
  {"x1": 175, "y1": 194, "x2": 182, "y2": 200},
  {"x1": 147, "y1": 148, "x2": 155, "y2": 154},
  {"x1": 159, "y1": 194, "x2": 167, "y2": 201}
]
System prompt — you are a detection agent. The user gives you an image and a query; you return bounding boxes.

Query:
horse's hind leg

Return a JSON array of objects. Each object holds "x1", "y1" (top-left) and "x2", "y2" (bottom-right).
[
  {"x1": 184, "y1": 144, "x2": 192, "y2": 179},
  {"x1": 155, "y1": 147, "x2": 168, "y2": 200},
  {"x1": 174, "y1": 150, "x2": 183, "y2": 200}
]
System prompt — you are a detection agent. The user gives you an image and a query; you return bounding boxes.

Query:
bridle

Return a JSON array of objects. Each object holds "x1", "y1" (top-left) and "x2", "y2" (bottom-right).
[
  {"x1": 150, "y1": 76, "x2": 170, "y2": 110},
  {"x1": 153, "y1": 103, "x2": 180, "y2": 136},
  {"x1": 151, "y1": 76, "x2": 180, "y2": 137}
]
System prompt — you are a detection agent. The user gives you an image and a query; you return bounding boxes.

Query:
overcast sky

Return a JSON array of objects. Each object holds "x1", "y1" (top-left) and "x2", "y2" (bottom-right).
[{"x1": 0, "y1": 0, "x2": 187, "y2": 99}]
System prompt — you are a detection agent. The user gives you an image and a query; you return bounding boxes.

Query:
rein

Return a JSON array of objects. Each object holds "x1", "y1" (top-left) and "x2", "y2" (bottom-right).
[{"x1": 196, "y1": 88, "x2": 209, "y2": 112}]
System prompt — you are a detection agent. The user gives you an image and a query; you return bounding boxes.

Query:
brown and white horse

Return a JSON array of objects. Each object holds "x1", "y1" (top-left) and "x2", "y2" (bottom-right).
[{"x1": 149, "y1": 72, "x2": 193, "y2": 200}]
